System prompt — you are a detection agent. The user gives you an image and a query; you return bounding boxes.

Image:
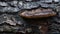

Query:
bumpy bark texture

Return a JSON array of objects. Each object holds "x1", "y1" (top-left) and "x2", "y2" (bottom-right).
[{"x1": 0, "y1": 0, "x2": 60, "y2": 34}]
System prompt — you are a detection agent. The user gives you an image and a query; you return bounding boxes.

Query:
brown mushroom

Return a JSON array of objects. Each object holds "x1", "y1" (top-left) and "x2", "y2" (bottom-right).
[{"x1": 19, "y1": 8, "x2": 56, "y2": 18}]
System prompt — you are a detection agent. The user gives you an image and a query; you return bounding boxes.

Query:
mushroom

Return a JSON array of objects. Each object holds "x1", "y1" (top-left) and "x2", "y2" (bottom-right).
[{"x1": 19, "y1": 8, "x2": 56, "y2": 18}]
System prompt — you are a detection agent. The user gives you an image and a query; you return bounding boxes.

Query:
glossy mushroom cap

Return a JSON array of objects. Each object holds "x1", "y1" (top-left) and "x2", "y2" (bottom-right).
[{"x1": 19, "y1": 8, "x2": 56, "y2": 18}]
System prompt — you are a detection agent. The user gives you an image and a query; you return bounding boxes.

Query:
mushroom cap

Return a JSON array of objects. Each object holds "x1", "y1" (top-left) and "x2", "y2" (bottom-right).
[{"x1": 19, "y1": 8, "x2": 56, "y2": 18}]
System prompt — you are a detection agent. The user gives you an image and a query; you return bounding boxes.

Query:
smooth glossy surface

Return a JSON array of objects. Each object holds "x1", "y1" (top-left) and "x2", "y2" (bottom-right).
[{"x1": 20, "y1": 8, "x2": 56, "y2": 18}]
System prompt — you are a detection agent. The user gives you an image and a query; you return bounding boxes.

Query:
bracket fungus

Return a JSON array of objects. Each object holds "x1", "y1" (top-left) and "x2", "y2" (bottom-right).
[
  {"x1": 0, "y1": 0, "x2": 59, "y2": 34},
  {"x1": 19, "y1": 8, "x2": 56, "y2": 18}
]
